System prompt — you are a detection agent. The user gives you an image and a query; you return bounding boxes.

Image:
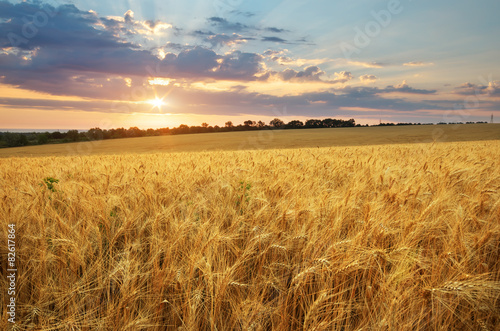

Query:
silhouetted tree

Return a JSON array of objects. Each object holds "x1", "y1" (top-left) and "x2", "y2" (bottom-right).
[
  {"x1": 345, "y1": 119, "x2": 355, "y2": 127},
  {"x1": 127, "y1": 127, "x2": 144, "y2": 137},
  {"x1": 286, "y1": 120, "x2": 304, "y2": 129},
  {"x1": 305, "y1": 119, "x2": 323, "y2": 128},
  {"x1": 322, "y1": 118, "x2": 336, "y2": 128},
  {"x1": 244, "y1": 120, "x2": 256, "y2": 127},
  {"x1": 177, "y1": 124, "x2": 190, "y2": 134},
  {"x1": 269, "y1": 118, "x2": 284, "y2": 128}
]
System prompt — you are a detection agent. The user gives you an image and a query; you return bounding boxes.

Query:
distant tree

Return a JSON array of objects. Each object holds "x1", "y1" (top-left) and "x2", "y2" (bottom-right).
[
  {"x1": 305, "y1": 119, "x2": 323, "y2": 128},
  {"x1": 156, "y1": 127, "x2": 170, "y2": 135},
  {"x1": 87, "y1": 127, "x2": 104, "y2": 140},
  {"x1": 111, "y1": 127, "x2": 127, "y2": 138},
  {"x1": 345, "y1": 119, "x2": 356, "y2": 127},
  {"x1": 269, "y1": 118, "x2": 284, "y2": 129},
  {"x1": 201, "y1": 122, "x2": 209, "y2": 128},
  {"x1": 322, "y1": 118, "x2": 336, "y2": 128},
  {"x1": 3, "y1": 132, "x2": 28, "y2": 147},
  {"x1": 225, "y1": 121, "x2": 234, "y2": 128},
  {"x1": 127, "y1": 126, "x2": 144, "y2": 137},
  {"x1": 37, "y1": 132, "x2": 49, "y2": 145},
  {"x1": 285, "y1": 120, "x2": 304, "y2": 129},
  {"x1": 244, "y1": 120, "x2": 256, "y2": 127},
  {"x1": 66, "y1": 130, "x2": 79, "y2": 142},
  {"x1": 50, "y1": 131, "x2": 64, "y2": 140},
  {"x1": 102, "y1": 129, "x2": 112, "y2": 139},
  {"x1": 190, "y1": 126, "x2": 203, "y2": 134},
  {"x1": 257, "y1": 121, "x2": 266, "y2": 128},
  {"x1": 177, "y1": 124, "x2": 190, "y2": 134}
]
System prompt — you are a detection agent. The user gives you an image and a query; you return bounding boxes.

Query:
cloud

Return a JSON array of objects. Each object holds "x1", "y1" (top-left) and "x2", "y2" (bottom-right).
[
  {"x1": 265, "y1": 27, "x2": 289, "y2": 33},
  {"x1": 214, "y1": 51, "x2": 264, "y2": 80},
  {"x1": 0, "y1": 0, "x2": 452, "y2": 120},
  {"x1": 207, "y1": 16, "x2": 248, "y2": 32},
  {"x1": 263, "y1": 49, "x2": 327, "y2": 67},
  {"x1": 0, "y1": 1, "x2": 275, "y2": 97},
  {"x1": 262, "y1": 36, "x2": 288, "y2": 43},
  {"x1": 279, "y1": 66, "x2": 325, "y2": 82},
  {"x1": 403, "y1": 61, "x2": 434, "y2": 67},
  {"x1": 230, "y1": 10, "x2": 256, "y2": 18},
  {"x1": 349, "y1": 61, "x2": 383, "y2": 68},
  {"x1": 384, "y1": 81, "x2": 437, "y2": 94},
  {"x1": 0, "y1": 97, "x2": 136, "y2": 113},
  {"x1": 327, "y1": 58, "x2": 383, "y2": 69},
  {"x1": 0, "y1": 2, "x2": 135, "y2": 50},
  {"x1": 453, "y1": 81, "x2": 500, "y2": 96},
  {"x1": 205, "y1": 33, "x2": 254, "y2": 47},
  {"x1": 261, "y1": 66, "x2": 352, "y2": 84},
  {"x1": 486, "y1": 81, "x2": 500, "y2": 95},
  {"x1": 360, "y1": 74, "x2": 378, "y2": 83},
  {"x1": 333, "y1": 71, "x2": 353, "y2": 83},
  {"x1": 206, "y1": 16, "x2": 289, "y2": 35},
  {"x1": 0, "y1": 84, "x2": 449, "y2": 116},
  {"x1": 124, "y1": 9, "x2": 134, "y2": 24}
]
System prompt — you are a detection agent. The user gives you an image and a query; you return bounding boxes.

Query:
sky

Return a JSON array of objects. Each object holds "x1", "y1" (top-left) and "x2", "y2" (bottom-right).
[{"x1": 0, "y1": 0, "x2": 499, "y2": 130}]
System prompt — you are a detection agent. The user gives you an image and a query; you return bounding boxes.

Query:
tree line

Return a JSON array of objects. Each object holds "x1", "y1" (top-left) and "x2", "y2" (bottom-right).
[{"x1": 0, "y1": 118, "x2": 489, "y2": 148}]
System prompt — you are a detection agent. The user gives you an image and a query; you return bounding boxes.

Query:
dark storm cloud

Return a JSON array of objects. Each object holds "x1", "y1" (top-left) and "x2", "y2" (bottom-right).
[
  {"x1": 0, "y1": 1, "x2": 133, "y2": 50},
  {"x1": 0, "y1": 1, "x2": 270, "y2": 97}
]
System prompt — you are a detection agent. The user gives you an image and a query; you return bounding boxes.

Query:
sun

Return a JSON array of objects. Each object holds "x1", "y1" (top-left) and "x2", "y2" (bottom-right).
[{"x1": 147, "y1": 97, "x2": 166, "y2": 110}]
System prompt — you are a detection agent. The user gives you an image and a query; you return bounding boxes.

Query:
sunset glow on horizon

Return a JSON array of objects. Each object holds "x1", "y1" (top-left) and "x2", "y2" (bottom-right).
[{"x1": 0, "y1": 0, "x2": 499, "y2": 130}]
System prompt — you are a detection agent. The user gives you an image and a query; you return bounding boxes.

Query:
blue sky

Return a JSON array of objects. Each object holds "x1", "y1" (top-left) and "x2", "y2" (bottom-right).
[{"x1": 0, "y1": 0, "x2": 499, "y2": 129}]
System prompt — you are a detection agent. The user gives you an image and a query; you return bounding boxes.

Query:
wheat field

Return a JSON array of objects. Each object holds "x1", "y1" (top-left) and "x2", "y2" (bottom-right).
[{"x1": 1, "y1": 140, "x2": 499, "y2": 330}]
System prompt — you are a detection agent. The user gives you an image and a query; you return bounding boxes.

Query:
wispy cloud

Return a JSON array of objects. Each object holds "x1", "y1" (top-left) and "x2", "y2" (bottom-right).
[
  {"x1": 403, "y1": 61, "x2": 434, "y2": 67},
  {"x1": 262, "y1": 36, "x2": 288, "y2": 43},
  {"x1": 207, "y1": 16, "x2": 248, "y2": 32},
  {"x1": 205, "y1": 33, "x2": 254, "y2": 47}
]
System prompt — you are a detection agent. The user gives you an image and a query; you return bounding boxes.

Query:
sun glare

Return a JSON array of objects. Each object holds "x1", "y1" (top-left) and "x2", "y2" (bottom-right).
[{"x1": 148, "y1": 97, "x2": 166, "y2": 110}]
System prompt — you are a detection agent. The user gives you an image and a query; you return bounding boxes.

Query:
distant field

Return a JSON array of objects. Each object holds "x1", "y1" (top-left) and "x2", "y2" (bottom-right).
[
  {"x1": 0, "y1": 140, "x2": 499, "y2": 330},
  {"x1": 0, "y1": 123, "x2": 498, "y2": 157}
]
